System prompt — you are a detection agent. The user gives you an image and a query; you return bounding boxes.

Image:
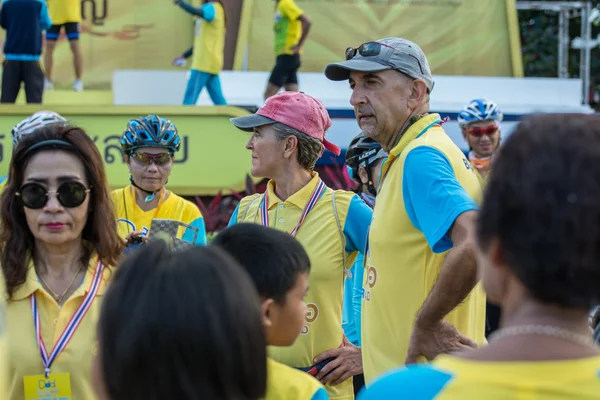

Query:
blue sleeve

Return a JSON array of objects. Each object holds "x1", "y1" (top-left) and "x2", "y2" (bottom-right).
[
  {"x1": 39, "y1": 0, "x2": 52, "y2": 30},
  {"x1": 403, "y1": 147, "x2": 478, "y2": 254},
  {"x1": 183, "y1": 217, "x2": 206, "y2": 246},
  {"x1": 357, "y1": 365, "x2": 453, "y2": 400},
  {"x1": 352, "y1": 254, "x2": 364, "y2": 345},
  {"x1": 178, "y1": 1, "x2": 215, "y2": 22},
  {"x1": 227, "y1": 204, "x2": 240, "y2": 227},
  {"x1": 310, "y1": 387, "x2": 329, "y2": 400},
  {"x1": 342, "y1": 195, "x2": 373, "y2": 254}
]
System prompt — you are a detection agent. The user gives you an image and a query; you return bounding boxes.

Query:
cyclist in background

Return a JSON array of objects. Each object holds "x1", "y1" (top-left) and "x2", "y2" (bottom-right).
[
  {"x1": 457, "y1": 99, "x2": 503, "y2": 187},
  {"x1": 343, "y1": 133, "x2": 387, "y2": 394},
  {"x1": 112, "y1": 115, "x2": 206, "y2": 248},
  {"x1": 0, "y1": 111, "x2": 68, "y2": 191},
  {"x1": 458, "y1": 98, "x2": 503, "y2": 338}
]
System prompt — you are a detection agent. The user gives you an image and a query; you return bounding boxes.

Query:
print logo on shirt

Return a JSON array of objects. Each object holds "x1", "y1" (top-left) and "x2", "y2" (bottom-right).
[
  {"x1": 362, "y1": 265, "x2": 378, "y2": 302},
  {"x1": 117, "y1": 218, "x2": 149, "y2": 237},
  {"x1": 301, "y1": 303, "x2": 319, "y2": 335},
  {"x1": 274, "y1": 11, "x2": 282, "y2": 22}
]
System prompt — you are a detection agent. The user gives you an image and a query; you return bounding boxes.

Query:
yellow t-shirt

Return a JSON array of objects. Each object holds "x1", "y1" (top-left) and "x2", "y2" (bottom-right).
[
  {"x1": 357, "y1": 354, "x2": 600, "y2": 399},
  {"x1": 264, "y1": 358, "x2": 327, "y2": 400},
  {"x1": 48, "y1": 0, "x2": 81, "y2": 25},
  {"x1": 3, "y1": 256, "x2": 112, "y2": 400},
  {"x1": 191, "y1": 1, "x2": 226, "y2": 75},
  {"x1": 274, "y1": 0, "x2": 303, "y2": 55},
  {"x1": 112, "y1": 186, "x2": 206, "y2": 246},
  {"x1": 362, "y1": 114, "x2": 486, "y2": 385},
  {"x1": 231, "y1": 172, "x2": 373, "y2": 400}
]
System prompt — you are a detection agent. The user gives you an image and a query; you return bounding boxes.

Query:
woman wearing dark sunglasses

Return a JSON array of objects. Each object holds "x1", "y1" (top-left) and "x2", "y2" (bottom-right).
[
  {"x1": 0, "y1": 124, "x2": 123, "y2": 400},
  {"x1": 457, "y1": 99, "x2": 503, "y2": 187},
  {"x1": 112, "y1": 114, "x2": 206, "y2": 249}
]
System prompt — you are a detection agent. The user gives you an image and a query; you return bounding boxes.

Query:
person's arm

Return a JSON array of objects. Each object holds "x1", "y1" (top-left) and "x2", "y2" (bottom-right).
[
  {"x1": 400, "y1": 146, "x2": 480, "y2": 363},
  {"x1": 182, "y1": 47, "x2": 193, "y2": 59},
  {"x1": 341, "y1": 194, "x2": 372, "y2": 255},
  {"x1": 39, "y1": 0, "x2": 52, "y2": 31},
  {"x1": 351, "y1": 254, "x2": 364, "y2": 345},
  {"x1": 293, "y1": 14, "x2": 312, "y2": 52},
  {"x1": 414, "y1": 211, "x2": 478, "y2": 328},
  {"x1": 174, "y1": 0, "x2": 215, "y2": 21}
]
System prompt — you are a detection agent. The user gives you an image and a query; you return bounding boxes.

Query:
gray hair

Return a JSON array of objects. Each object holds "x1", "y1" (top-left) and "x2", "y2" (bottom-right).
[{"x1": 272, "y1": 122, "x2": 324, "y2": 171}]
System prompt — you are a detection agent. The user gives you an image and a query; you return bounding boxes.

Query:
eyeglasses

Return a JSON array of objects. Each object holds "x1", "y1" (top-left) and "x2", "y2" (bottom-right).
[
  {"x1": 465, "y1": 125, "x2": 499, "y2": 138},
  {"x1": 16, "y1": 181, "x2": 91, "y2": 209},
  {"x1": 345, "y1": 41, "x2": 425, "y2": 75},
  {"x1": 131, "y1": 152, "x2": 172, "y2": 166}
]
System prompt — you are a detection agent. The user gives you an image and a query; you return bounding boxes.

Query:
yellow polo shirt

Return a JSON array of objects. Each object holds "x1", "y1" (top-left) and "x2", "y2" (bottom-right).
[
  {"x1": 358, "y1": 355, "x2": 600, "y2": 399},
  {"x1": 191, "y1": 1, "x2": 226, "y2": 75},
  {"x1": 230, "y1": 172, "x2": 372, "y2": 400},
  {"x1": 112, "y1": 186, "x2": 206, "y2": 246},
  {"x1": 265, "y1": 358, "x2": 328, "y2": 400},
  {"x1": 48, "y1": 0, "x2": 81, "y2": 25},
  {"x1": 362, "y1": 114, "x2": 486, "y2": 385},
  {"x1": 3, "y1": 255, "x2": 112, "y2": 400}
]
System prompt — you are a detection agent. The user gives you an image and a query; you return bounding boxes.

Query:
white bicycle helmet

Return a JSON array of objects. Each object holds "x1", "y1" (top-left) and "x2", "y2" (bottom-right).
[
  {"x1": 458, "y1": 99, "x2": 503, "y2": 129},
  {"x1": 11, "y1": 111, "x2": 67, "y2": 147}
]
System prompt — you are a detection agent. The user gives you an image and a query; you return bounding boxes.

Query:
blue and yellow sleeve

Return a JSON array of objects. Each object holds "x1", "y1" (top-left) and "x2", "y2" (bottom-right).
[
  {"x1": 227, "y1": 204, "x2": 240, "y2": 227},
  {"x1": 342, "y1": 194, "x2": 373, "y2": 254},
  {"x1": 177, "y1": 1, "x2": 215, "y2": 22},
  {"x1": 357, "y1": 365, "x2": 454, "y2": 399},
  {"x1": 183, "y1": 217, "x2": 206, "y2": 246},
  {"x1": 402, "y1": 146, "x2": 478, "y2": 253},
  {"x1": 310, "y1": 387, "x2": 329, "y2": 400}
]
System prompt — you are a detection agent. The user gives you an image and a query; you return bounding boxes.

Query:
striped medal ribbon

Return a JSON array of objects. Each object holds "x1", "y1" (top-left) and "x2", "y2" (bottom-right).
[
  {"x1": 261, "y1": 180, "x2": 326, "y2": 237},
  {"x1": 32, "y1": 261, "x2": 105, "y2": 378}
]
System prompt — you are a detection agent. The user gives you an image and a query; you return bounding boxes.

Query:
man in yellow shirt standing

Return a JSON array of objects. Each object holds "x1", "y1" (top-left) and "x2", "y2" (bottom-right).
[
  {"x1": 44, "y1": 0, "x2": 84, "y2": 91},
  {"x1": 174, "y1": 0, "x2": 227, "y2": 105},
  {"x1": 263, "y1": 0, "x2": 312, "y2": 100},
  {"x1": 325, "y1": 38, "x2": 486, "y2": 385}
]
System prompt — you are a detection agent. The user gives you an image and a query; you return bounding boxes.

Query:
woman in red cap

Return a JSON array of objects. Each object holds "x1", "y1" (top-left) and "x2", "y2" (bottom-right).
[{"x1": 229, "y1": 91, "x2": 372, "y2": 400}]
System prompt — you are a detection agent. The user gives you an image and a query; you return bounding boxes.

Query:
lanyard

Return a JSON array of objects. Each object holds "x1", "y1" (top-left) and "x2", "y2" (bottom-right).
[
  {"x1": 378, "y1": 119, "x2": 444, "y2": 191},
  {"x1": 32, "y1": 261, "x2": 105, "y2": 378},
  {"x1": 260, "y1": 180, "x2": 326, "y2": 237},
  {"x1": 129, "y1": 186, "x2": 167, "y2": 231}
]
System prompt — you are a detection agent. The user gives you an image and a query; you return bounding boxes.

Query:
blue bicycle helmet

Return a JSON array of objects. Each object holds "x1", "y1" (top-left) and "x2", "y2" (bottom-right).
[
  {"x1": 121, "y1": 115, "x2": 181, "y2": 155},
  {"x1": 457, "y1": 99, "x2": 503, "y2": 129}
]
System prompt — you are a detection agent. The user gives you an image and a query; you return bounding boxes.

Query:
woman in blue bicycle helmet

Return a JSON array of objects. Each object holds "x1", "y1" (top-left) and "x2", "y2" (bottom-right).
[
  {"x1": 458, "y1": 99, "x2": 503, "y2": 186},
  {"x1": 112, "y1": 114, "x2": 206, "y2": 248}
]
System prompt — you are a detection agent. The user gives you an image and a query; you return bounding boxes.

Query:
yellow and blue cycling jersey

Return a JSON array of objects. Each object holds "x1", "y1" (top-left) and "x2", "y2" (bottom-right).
[
  {"x1": 229, "y1": 172, "x2": 372, "y2": 400},
  {"x1": 358, "y1": 354, "x2": 600, "y2": 399},
  {"x1": 274, "y1": 0, "x2": 304, "y2": 56},
  {"x1": 47, "y1": 0, "x2": 80, "y2": 25},
  {"x1": 342, "y1": 192, "x2": 374, "y2": 347},
  {"x1": 184, "y1": 1, "x2": 225, "y2": 75},
  {"x1": 112, "y1": 186, "x2": 206, "y2": 246},
  {"x1": 265, "y1": 358, "x2": 328, "y2": 400},
  {"x1": 362, "y1": 114, "x2": 485, "y2": 385}
]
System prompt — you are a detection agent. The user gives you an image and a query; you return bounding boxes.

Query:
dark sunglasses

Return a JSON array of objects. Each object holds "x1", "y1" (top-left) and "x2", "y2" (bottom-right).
[
  {"x1": 345, "y1": 41, "x2": 425, "y2": 75},
  {"x1": 16, "y1": 181, "x2": 91, "y2": 209},
  {"x1": 131, "y1": 152, "x2": 172, "y2": 166},
  {"x1": 465, "y1": 125, "x2": 499, "y2": 138}
]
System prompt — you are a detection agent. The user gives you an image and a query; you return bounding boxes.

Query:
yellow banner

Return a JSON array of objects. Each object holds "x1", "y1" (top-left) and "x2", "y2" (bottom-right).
[
  {"x1": 0, "y1": 106, "x2": 256, "y2": 196},
  {"x1": 239, "y1": 0, "x2": 523, "y2": 77},
  {"x1": 0, "y1": 0, "x2": 196, "y2": 89}
]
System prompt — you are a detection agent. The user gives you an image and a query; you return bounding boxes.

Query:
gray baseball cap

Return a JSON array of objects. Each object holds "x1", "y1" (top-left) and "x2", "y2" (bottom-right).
[{"x1": 324, "y1": 37, "x2": 434, "y2": 92}]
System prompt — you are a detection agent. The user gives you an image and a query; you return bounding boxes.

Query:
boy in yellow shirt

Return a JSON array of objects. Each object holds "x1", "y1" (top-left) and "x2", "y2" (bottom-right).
[{"x1": 213, "y1": 223, "x2": 328, "y2": 400}]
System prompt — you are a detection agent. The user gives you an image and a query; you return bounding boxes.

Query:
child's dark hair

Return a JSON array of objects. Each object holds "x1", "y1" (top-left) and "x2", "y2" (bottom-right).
[
  {"x1": 98, "y1": 241, "x2": 267, "y2": 400},
  {"x1": 212, "y1": 223, "x2": 311, "y2": 304},
  {"x1": 478, "y1": 113, "x2": 600, "y2": 308}
]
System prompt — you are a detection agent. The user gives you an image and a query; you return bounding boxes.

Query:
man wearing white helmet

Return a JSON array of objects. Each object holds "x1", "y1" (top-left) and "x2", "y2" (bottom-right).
[
  {"x1": 0, "y1": 111, "x2": 67, "y2": 190},
  {"x1": 458, "y1": 99, "x2": 503, "y2": 187}
]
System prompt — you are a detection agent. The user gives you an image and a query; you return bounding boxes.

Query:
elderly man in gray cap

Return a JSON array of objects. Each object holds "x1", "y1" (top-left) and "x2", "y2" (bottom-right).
[{"x1": 325, "y1": 38, "x2": 486, "y2": 385}]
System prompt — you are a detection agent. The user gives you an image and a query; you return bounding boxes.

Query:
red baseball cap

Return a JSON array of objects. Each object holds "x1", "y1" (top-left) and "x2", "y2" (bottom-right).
[{"x1": 230, "y1": 91, "x2": 340, "y2": 155}]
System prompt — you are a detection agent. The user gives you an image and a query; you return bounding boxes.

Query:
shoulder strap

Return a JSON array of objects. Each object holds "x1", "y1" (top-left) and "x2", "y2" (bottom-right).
[
  {"x1": 241, "y1": 194, "x2": 263, "y2": 222},
  {"x1": 330, "y1": 191, "x2": 347, "y2": 270}
]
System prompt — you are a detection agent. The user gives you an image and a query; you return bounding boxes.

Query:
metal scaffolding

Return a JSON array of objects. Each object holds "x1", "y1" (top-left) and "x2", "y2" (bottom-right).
[{"x1": 516, "y1": 1, "x2": 593, "y2": 105}]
